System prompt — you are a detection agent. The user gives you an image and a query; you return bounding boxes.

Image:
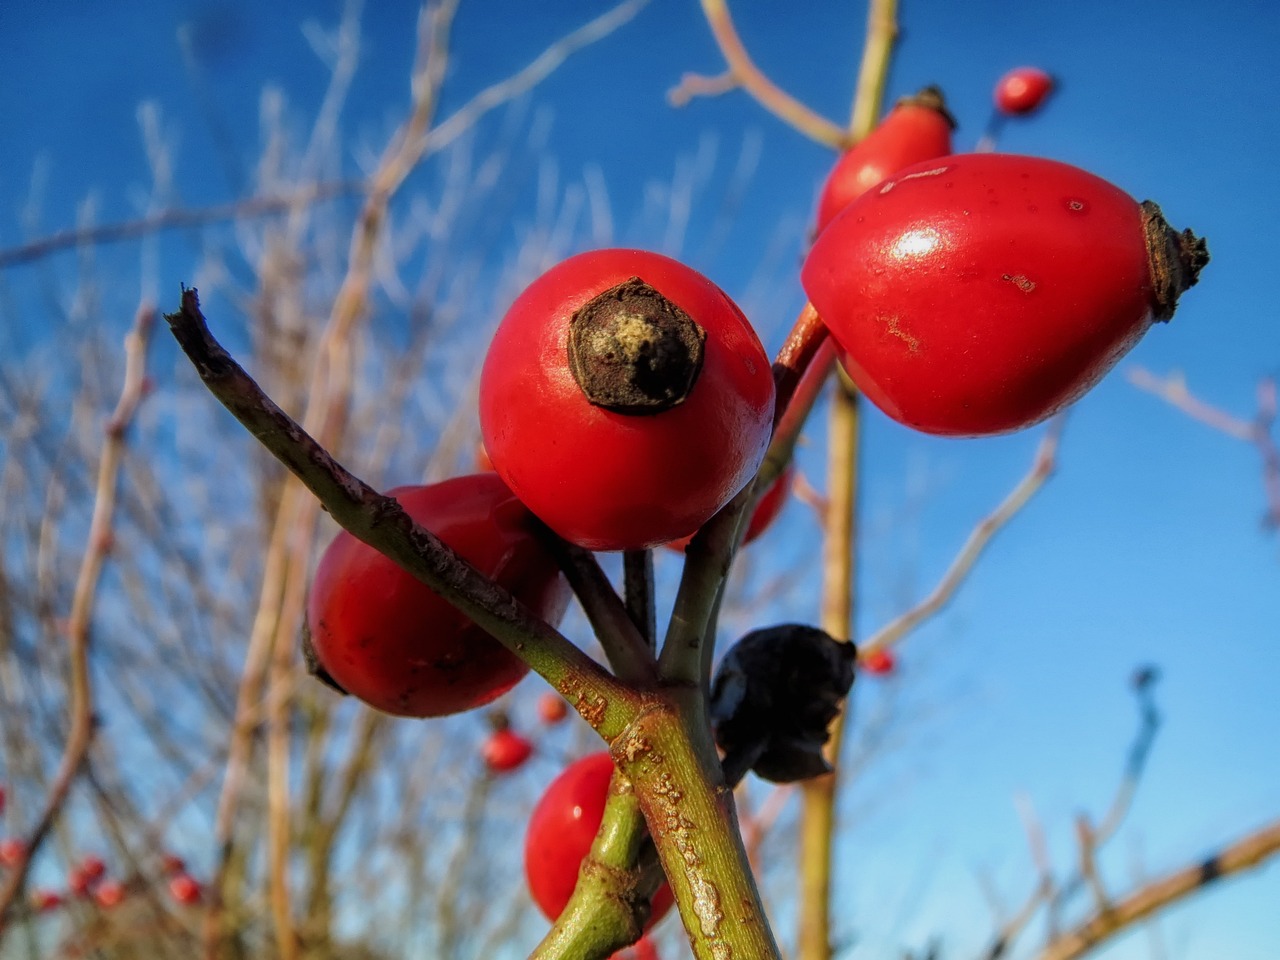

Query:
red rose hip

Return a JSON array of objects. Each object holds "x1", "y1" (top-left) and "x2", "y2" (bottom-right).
[
  {"x1": 802, "y1": 153, "x2": 1208, "y2": 436},
  {"x1": 524, "y1": 752, "x2": 674, "y2": 926},
  {"x1": 815, "y1": 86, "x2": 955, "y2": 233},
  {"x1": 481, "y1": 249, "x2": 775, "y2": 551},
  {"x1": 994, "y1": 67, "x2": 1055, "y2": 115},
  {"x1": 306, "y1": 474, "x2": 571, "y2": 717}
]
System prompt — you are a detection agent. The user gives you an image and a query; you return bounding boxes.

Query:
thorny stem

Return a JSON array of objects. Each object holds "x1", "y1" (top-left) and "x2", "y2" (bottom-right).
[
  {"x1": 164, "y1": 289, "x2": 641, "y2": 739},
  {"x1": 0, "y1": 305, "x2": 154, "y2": 932}
]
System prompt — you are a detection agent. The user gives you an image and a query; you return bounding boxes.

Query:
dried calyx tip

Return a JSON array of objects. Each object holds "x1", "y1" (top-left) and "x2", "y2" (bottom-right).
[
  {"x1": 900, "y1": 84, "x2": 958, "y2": 129},
  {"x1": 568, "y1": 277, "x2": 706, "y2": 415},
  {"x1": 1141, "y1": 200, "x2": 1210, "y2": 322}
]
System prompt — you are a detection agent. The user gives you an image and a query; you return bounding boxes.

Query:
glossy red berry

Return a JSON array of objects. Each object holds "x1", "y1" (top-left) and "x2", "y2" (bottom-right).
[
  {"x1": 524, "y1": 752, "x2": 675, "y2": 926},
  {"x1": 0, "y1": 838, "x2": 24, "y2": 868},
  {"x1": 816, "y1": 86, "x2": 955, "y2": 234},
  {"x1": 802, "y1": 153, "x2": 1208, "y2": 436},
  {"x1": 861, "y1": 647, "x2": 896, "y2": 676},
  {"x1": 94, "y1": 880, "x2": 126, "y2": 909},
  {"x1": 665, "y1": 466, "x2": 793, "y2": 552},
  {"x1": 481, "y1": 249, "x2": 776, "y2": 551},
  {"x1": 169, "y1": 873, "x2": 202, "y2": 905},
  {"x1": 306, "y1": 474, "x2": 571, "y2": 718},
  {"x1": 536, "y1": 692, "x2": 569, "y2": 726},
  {"x1": 994, "y1": 67, "x2": 1055, "y2": 115},
  {"x1": 483, "y1": 728, "x2": 534, "y2": 774}
]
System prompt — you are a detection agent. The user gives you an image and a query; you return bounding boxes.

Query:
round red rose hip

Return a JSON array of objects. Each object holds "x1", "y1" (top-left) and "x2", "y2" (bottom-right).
[{"x1": 481, "y1": 249, "x2": 775, "y2": 551}]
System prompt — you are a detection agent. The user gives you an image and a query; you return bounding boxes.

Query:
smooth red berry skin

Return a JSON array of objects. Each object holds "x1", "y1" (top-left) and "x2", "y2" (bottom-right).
[
  {"x1": 483, "y1": 728, "x2": 534, "y2": 773},
  {"x1": 536, "y1": 692, "x2": 569, "y2": 725},
  {"x1": 481, "y1": 249, "x2": 776, "y2": 551},
  {"x1": 524, "y1": 753, "x2": 675, "y2": 926},
  {"x1": 994, "y1": 67, "x2": 1054, "y2": 115},
  {"x1": 861, "y1": 648, "x2": 896, "y2": 676},
  {"x1": 307, "y1": 475, "x2": 571, "y2": 718},
  {"x1": 804, "y1": 154, "x2": 1173, "y2": 436},
  {"x1": 665, "y1": 466, "x2": 793, "y2": 552},
  {"x1": 614, "y1": 937, "x2": 661, "y2": 960},
  {"x1": 169, "y1": 874, "x2": 202, "y2": 905},
  {"x1": 816, "y1": 91, "x2": 954, "y2": 234}
]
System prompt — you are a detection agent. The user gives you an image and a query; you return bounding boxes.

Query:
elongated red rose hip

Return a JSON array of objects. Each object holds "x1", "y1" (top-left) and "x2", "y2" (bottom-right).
[{"x1": 801, "y1": 153, "x2": 1208, "y2": 436}]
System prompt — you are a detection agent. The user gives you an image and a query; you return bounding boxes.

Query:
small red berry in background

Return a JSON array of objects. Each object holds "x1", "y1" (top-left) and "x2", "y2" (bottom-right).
[
  {"x1": 94, "y1": 880, "x2": 126, "y2": 909},
  {"x1": 861, "y1": 648, "x2": 896, "y2": 676},
  {"x1": 168, "y1": 873, "x2": 202, "y2": 905},
  {"x1": 160, "y1": 853, "x2": 186, "y2": 875},
  {"x1": 0, "y1": 784, "x2": 6, "y2": 815},
  {"x1": 802, "y1": 153, "x2": 1208, "y2": 436},
  {"x1": 0, "y1": 837, "x2": 25, "y2": 868},
  {"x1": 815, "y1": 86, "x2": 955, "y2": 234},
  {"x1": 31, "y1": 889, "x2": 63, "y2": 913},
  {"x1": 994, "y1": 67, "x2": 1055, "y2": 115},
  {"x1": 306, "y1": 474, "x2": 571, "y2": 718},
  {"x1": 525, "y1": 752, "x2": 675, "y2": 926},
  {"x1": 665, "y1": 466, "x2": 793, "y2": 553},
  {"x1": 536, "y1": 692, "x2": 569, "y2": 726},
  {"x1": 481, "y1": 249, "x2": 776, "y2": 551},
  {"x1": 483, "y1": 728, "x2": 534, "y2": 774},
  {"x1": 68, "y1": 865, "x2": 95, "y2": 897},
  {"x1": 78, "y1": 855, "x2": 106, "y2": 882}
]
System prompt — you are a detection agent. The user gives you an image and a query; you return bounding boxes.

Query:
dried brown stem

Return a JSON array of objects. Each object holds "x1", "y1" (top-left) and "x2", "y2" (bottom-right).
[
  {"x1": 0, "y1": 304, "x2": 154, "y2": 928},
  {"x1": 1037, "y1": 818, "x2": 1280, "y2": 960},
  {"x1": 691, "y1": 0, "x2": 851, "y2": 148},
  {"x1": 863, "y1": 416, "x2": 1064, "y2": 656}
]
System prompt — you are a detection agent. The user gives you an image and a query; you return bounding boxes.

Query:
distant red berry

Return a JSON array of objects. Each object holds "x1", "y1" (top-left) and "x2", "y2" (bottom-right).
[
  {"x1": 861, "y1": 648, "x2": 896, "y2": 676},
  {"x1": 160, "y1": 853, "x2": 186, "y2": 875},
  {"x1": 816, "y1": 86, "x2": 955, "y2": 234},
  {"x1": 169, "y1": 874, "x2": 202, "y2": 905},
  {"x1": 536, "y1": 692, "x2": 569, "y2": 726},
  {"x1": 94, "y1": 880, "x2": 126, "y2": 908},
  {"x1": 31, "y1": 889, "x2": 63, "y2": 912},
  {"x1": 78, "y1": 855, "x2": 106, "y2": 882},
  {"x1": 68, "y1": 865, "x2": 94, "y2": 897},
  {"x1": 994, "y1": 67, "x2": 1054, "y2": 115},
  {"x1": 0, "y1": 838, "x2": 25, "y2": 868},
  {"x1": 0, "y1": 785, "x2": 6, "y2": 816},
  {"x1": 483, "y1": 728, "x2": 534, "y2": 774}
]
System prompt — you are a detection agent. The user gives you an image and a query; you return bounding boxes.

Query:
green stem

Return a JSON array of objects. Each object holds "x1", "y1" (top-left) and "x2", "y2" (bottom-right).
[{"x1": 615, "y1": 690, "x2": 781, "y2": 960}]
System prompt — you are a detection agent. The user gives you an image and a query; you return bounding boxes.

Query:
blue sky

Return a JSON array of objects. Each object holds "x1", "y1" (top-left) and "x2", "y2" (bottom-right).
[{"x1": 1, "y1": 1, "x2": 1277, "y2": 958}]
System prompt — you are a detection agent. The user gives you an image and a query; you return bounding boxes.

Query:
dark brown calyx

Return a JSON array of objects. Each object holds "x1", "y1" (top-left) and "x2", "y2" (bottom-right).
[
  {"x1": 898, "y1": 84, "x2": 958, "y2": 129},
  {"x1": 567, "y1": 277, "x2": 706, "y2": 414},
  {"x1": 1141, "y1": 200, "x2": 1210, "y2": 322}
]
